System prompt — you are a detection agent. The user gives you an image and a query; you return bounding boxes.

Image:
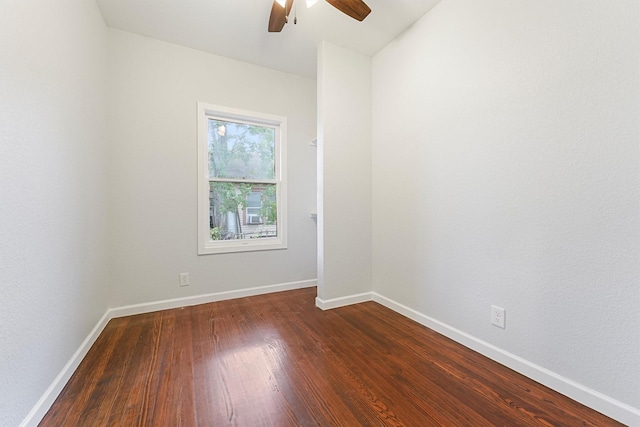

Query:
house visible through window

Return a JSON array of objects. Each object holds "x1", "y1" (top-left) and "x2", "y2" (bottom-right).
[
  {"x1": 198, "y1": 103, "x2": 287, "y2": 255},
  {"x1": 246, "y1": 191, "x2": 263, "y2": 225}
]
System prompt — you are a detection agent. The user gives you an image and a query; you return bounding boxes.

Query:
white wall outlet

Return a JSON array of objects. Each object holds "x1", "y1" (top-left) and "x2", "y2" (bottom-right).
[
  {"x1": 179, "y1": 273, "x2": 190, "y2": 287},
  {"x1": 491, "y1": 305, "x2": 506, "y2": 329}
]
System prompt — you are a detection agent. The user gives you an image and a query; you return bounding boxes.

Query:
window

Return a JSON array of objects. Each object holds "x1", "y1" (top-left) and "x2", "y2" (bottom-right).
[
  {"x1": 198, "y1": 103, "x2": 287, "y2": 254},
  {"x1": 246, "y1": 191, "x2": 262, "y2": 224}
]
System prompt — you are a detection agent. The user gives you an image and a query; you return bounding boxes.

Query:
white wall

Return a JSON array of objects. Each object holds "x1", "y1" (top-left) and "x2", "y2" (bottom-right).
[
  {"x1": 0, "y1": 1, "x2": 109, "y2": 425},
  {"x1": 107, "y1": 30, "x2": 317, "y2": 307},
  {"x1": 372, "y1": 0, "x2": 639, "y2": 418},
  {"x1": 317, "y1": 41, "x2": 372, "y2": 304}
]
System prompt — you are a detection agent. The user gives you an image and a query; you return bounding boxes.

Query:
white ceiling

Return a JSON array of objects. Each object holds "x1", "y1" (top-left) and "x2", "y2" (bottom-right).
[{"x1": 96, "y1": 0, "x2": 441, "y2": 78}]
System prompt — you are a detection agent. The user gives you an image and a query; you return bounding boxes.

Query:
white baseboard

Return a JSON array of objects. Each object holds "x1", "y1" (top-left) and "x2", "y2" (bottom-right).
[
  {"x1": 371, "y1": 292, "x2": 640, "y2": 427},
  {"x1": 109, "y1": 279, "x2": 317, "y2": 319},
  {"x1": 19, "y1": 311, "x2": 111, "y2": 427},
  {"x1": 21, "y1": 278, "x2": 317, "y2": 427},
  {"x1": 23, "y1": 282, "x2": 637, "y2": 427},
  {"x1": 315, "y1": 291, "x2": 372, "y2": 310}
]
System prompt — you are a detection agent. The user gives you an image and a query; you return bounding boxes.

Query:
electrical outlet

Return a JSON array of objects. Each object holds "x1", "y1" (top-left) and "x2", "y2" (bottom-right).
[
  {"x1": 491, "y1": 305, "x2": 505, "y2": 329},
  {"x1": 179, "y1": 273, "x2": 190, "y2": 287}
]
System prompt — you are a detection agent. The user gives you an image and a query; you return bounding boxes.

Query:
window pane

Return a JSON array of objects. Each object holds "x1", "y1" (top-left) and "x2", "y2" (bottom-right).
[
  {"x1": 209, "y1": 182, "x2": 277, "y2": 240},
  {"x1": 208, "y1": 119, "x2": 275, "y2": 180},
  {"x1": 247, "y1": 191, "x2": 261, "y2": 208}
]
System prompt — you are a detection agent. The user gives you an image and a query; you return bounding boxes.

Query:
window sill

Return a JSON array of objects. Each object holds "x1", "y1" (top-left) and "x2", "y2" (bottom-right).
[{"x1": 198, "y1": 237, "x2": 287, "y2": 255}]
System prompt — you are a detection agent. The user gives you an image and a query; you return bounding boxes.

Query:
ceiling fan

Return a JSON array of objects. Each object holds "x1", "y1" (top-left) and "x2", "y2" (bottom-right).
[{"x1": 268, "y1": 0, "x2": 371, "y2": 32}]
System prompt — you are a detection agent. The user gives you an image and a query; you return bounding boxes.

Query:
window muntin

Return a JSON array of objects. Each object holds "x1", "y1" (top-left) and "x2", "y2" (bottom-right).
[{"x1": 198, "y1": 103, "x2": 287, "y2": 255}]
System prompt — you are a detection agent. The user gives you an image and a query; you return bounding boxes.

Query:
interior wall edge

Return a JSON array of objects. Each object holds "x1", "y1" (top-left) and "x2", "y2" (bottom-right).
[
  {"x1": 315, "y1": 291, "x2": 373, "y2": 310},
  {"x1": 371, "y1": 292, "x2": 640, "y2": 427},
  {"x1": 21, "y1": 282, "x2": 638, "y2": 426},
  {"x1": 108, "y1": 278, "x2": 317, "y2": 319},
  {"x1": 18, "y1": 311, "x2": 112, "y2": 427},
  {"x1": 19, "y1": 278, "x2": 317, "y2": 427}
]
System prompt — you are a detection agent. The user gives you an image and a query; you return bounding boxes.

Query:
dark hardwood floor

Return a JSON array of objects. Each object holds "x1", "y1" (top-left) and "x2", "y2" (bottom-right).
[{"x1": 40, "y1": 287, "x2": 622, "y2": 426}]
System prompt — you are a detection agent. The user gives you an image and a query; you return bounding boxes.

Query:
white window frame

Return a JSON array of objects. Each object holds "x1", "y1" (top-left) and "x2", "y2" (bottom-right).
[{"x1": 197, "y1": 102, "x2": 287, "y2": 255}]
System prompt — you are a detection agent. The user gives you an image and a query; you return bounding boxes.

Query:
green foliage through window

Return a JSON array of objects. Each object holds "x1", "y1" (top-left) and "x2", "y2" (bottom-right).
[{"x1": 207, "y1": 118, "x2": 278, "y2": 241}]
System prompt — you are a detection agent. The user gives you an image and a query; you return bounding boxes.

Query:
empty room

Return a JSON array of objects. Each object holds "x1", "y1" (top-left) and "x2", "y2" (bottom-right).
[{"x1": 1, "y1": 0, "x2": 638, "y2": 426}]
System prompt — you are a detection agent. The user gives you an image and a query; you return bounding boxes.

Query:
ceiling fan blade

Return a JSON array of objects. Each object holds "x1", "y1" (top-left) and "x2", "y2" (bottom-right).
[
  {"x1": 268, "y1": 0, "x2": 295, "y2": 32},
  {"x1": 326, "y1": 0, "x2": 371, "y2": 21}
]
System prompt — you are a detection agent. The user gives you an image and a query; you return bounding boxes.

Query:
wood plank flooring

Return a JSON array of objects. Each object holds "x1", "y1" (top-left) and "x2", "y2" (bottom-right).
[{"x1": 40, "y1": 288, "x2": 623, "y2": 426}]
